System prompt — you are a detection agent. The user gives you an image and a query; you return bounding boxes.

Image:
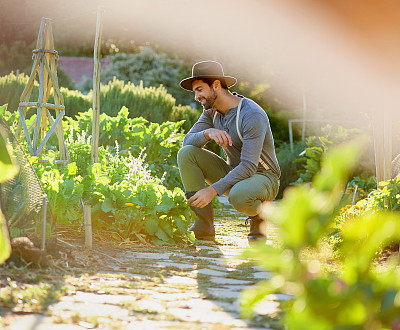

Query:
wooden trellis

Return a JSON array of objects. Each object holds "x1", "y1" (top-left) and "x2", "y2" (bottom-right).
[{"x1": 16, "y1": 17, "x2": 69, "y2": 162}]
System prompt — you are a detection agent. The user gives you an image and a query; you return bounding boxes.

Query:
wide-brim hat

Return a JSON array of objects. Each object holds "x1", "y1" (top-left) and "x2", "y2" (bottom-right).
[{"x1": 180, "y1": 60, "x2": 237, "y2": 91}]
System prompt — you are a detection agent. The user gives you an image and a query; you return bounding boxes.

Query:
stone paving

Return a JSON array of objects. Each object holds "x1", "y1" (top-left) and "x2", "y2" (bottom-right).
[{"x1": 2, "y1": 197, "x2": 288, "y2": 329}]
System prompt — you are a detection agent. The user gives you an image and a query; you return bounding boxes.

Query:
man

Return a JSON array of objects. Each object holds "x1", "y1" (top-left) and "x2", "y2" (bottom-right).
[{"x1": 177, "y1": 60, "x2": 280, "y2": 242}]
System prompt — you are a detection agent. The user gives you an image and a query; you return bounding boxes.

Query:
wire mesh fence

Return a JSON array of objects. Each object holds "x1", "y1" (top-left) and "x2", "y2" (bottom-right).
[{"x1": 0, "y1": 117, "x2": 56, "y2": 251}]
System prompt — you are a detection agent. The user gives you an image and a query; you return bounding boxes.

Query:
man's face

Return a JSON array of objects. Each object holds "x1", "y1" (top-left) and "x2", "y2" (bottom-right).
[{"x1": 192, "y1": 80, "x2": 217, "y2": 110}]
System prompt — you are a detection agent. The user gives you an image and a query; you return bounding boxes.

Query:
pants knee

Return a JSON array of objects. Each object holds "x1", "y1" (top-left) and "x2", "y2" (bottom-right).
[
  {"x1": 229, "y1": 188, "x2": 248, "y2": 214},
  {"x1": 177, "y1": 145, "x2": 198, "y2": 167},
  {"x1": 229, "y1": 185, "x2": 262, "y2": 216}
]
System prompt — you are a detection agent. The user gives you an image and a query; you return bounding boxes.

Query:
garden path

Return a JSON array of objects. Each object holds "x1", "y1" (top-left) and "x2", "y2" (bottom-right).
[{"x1": 1, "y1": 197, "x2": 287, "y2": 330}]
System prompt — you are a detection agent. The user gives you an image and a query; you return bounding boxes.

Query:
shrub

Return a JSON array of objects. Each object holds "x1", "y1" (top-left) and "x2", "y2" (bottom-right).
[
  {"x1": 0, "y1": 73, "x2": 82, "y2": 116},
  {"x1": 0, "y1": 73, "x2": 38, "y2": 113},
  {"x1": 0, "y1": 41, "x2": 35, "y2": 77},
  {"x1": 0, "y1": 73, "x2": 198, "y2": 132},
  {"x1": 80, "y1": 46, "x2": 193, "y2": 107}
]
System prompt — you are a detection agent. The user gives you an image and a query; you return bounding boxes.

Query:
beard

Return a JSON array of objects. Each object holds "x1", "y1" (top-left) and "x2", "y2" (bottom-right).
[{"x1": 200, "y1": 90, "x2": 217, "y2": 110}]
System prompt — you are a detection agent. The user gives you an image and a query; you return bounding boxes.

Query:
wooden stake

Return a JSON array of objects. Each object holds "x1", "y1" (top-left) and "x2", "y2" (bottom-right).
[
  {"x1": 373, "y1": 108, "x2": 392, "y2": 188},
  {"x1": 85, "y1": 7, "x2": 104, "y2": 251},
  {"x1": 373, "y1": 111, "x2": 384, "y2": 188},
  {"x1": 83, "y1": 203, "x2": 92, "y2": 250},
  {"x1": 91, "y1": 7, "x2": 104, "y2": 165},
  {"x1": 383, "y1": 110, "x2": 392, "y2": 181}
]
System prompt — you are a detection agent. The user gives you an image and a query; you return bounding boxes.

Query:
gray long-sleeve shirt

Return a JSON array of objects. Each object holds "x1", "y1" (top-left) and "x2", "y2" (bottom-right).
[{"x1": 183, "y1": 97, "x2": 281, "y2": 196}]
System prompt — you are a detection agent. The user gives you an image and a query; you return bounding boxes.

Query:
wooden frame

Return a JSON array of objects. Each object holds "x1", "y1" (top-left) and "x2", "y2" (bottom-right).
[{"x1": 16, "y1": 18, "x2": 69, "y2": 161}]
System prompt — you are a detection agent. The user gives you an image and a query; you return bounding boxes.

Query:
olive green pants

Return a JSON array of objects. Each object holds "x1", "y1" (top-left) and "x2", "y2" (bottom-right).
[{"x1": 177, "y1": 145, "x2": 279, "y2": 216}]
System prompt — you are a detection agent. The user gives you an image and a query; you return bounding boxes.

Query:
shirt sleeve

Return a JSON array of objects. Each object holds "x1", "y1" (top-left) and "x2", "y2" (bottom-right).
[
  {"x1": 182, "y1": 109, "x2": 214, "y2": 147},
  {"x1": 211, "y1": 112, "x2": 268, "y2": 195}
]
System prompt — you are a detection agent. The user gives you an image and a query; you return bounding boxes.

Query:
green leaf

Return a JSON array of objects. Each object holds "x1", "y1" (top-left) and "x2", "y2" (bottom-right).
[
  {"x1": 155, "y1": 227, "x2": 170, "y2": 242},
  {"x1": 102, "y1": 198, "x2": 114, "y2": 213},
  {"x1": 145, "y1": 214, "x2": 159, "y2": 235},
  {"x1": 0, "y1": 135, "x2": 19, "y2": 183},
  {"x1": 0, "y1": 212, "x2": 11, "y2": 264},
  {"x1": 173, "y1": 215, "x2": 187, "y2": 233},
  {"x1": 159, "y1": 221, "x2": 173, "y2": 238}
]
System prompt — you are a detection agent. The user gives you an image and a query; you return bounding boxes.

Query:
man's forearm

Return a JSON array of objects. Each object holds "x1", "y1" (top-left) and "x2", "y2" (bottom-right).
[{"x1": 183, "y1": 131, "x2": 209, "y2": 147}]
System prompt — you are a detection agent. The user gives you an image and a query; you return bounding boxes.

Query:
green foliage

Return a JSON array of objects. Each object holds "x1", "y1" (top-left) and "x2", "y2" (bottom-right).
[
  {"x1": 57, "y1": 68, "x2": 76, "y2": 90},
  {"x1": 0, "y1": 41, "x2": 35, "y2": 77},
  {"x1": 0, "y1": 73, "x2": 38, "y2": 113},
  {"x1": 335, "y1": 176, "x2": 400, "y2": 243},
  {"x1": 0, "y1": 212, "x2": 11, "y2": 265},
  {"x1": 0, "y1": 41, "x2": 75, "y2": 89},
  {"x1": 294, "y1": 136, "x2": 332, "y2": 185},
  {"x1": 0, "y1": 104, "x2": 19, "y2": 129},
  {"x1": 30, "y1": 144, "x2": 192, "y2": 245},
  {"x1": 360, "y1": 177, "x2": 400, "y2": 212},
  {"x1": 275, "y1": 140, "x2": 306, "y2": 199},
  {"x1": 63, "y1": 107, "x2": 184, "y2": 190},
  {"x1": 0, "y1": 72, "x2": 198, "y2": 132},
  {"x1": 20, "y1": 106, "x2": 193, "y2": 245},
  {"x1": 90, "y1": 46, "x2": 193, "y2": 107},
  {"x1": 240, "y1": 139, "x2": 400, "y2": 329},
  {"x1": 0, "y1": 73, "x2": 81, "y2": 116},
  {"x1": 294, "y1": 125, "x2": 375, "y2": 185},
  {"x1": 0, "y1": 128, "x2": 19, "y2": 183},
  {"x1": 0, "y1": 130, "x2": 19, "y2": 263}
]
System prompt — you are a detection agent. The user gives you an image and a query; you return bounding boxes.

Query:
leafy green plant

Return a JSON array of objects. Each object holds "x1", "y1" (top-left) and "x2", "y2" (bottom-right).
[
  {"x1": 63, "y1": 107, "x2": 185, "y2": 190},
  {"x1": 333, "y1": 176, "x2": 400, "y2": 252},
  {"x1": 240, "y1": 139, "x2": 400, "y2": 329},
  {"x1": 28, "y1": 115, "x2": 193, "y2": 244},
  {"x1": 294, "y1": 135, "x2": 332, "y2": 185},
  {"x1": 294, "y1": 125, "x2": 375, "y2": 185},
  {"x1": 275, "y1": 140, "x2": 306, "y2": 199},
  {"x1": 0, "y1": 131, "x2": 18, "y2": 263}
]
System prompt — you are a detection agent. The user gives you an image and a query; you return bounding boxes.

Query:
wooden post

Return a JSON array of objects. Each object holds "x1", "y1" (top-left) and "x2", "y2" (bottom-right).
[
  {"x1": 91, "y1": 7, "x2": 104, "y2": 164},
  {"x1": 83, "y1": 203, "x2": 92, "y2": 250},
  {"x1": 301, "y1": 88, "x2": 307, "y2": 140},
  {"x1": 373, "y1": 108, "x2": 392, "y2": 188},
  {"x1": 383, "y1": 110, "x2": 392, "y2": 181},
  {"x1": 85, "y1": 7, "x2": 104, "y2": 250},
  {"x1": 373, "y1": 111, "x2": 385, "y2": 188}
]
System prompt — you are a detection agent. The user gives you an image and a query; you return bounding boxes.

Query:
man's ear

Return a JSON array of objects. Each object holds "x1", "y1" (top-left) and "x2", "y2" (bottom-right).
[{"x1": 212, "y1": 80, "x2": 222, "y2": 90}]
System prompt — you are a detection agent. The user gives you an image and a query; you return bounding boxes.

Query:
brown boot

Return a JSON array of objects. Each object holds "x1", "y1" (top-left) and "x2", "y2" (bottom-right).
[
  {"x1": 245, "y1": 214, "x2": 266, "y2": 243},
  {"x1": 185, "y1": 191, "x2": 215, "y2": 241}
]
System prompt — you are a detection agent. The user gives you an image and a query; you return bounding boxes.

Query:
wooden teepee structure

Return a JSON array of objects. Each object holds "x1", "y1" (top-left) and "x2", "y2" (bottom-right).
[{"x1": 16, "y1": 17, "x2": 69, "y2": 162}]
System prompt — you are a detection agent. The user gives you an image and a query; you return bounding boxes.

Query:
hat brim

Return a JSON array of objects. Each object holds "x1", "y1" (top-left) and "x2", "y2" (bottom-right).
[{"x1": 179, "y1": 75, "x2": 237, "y2": 91}]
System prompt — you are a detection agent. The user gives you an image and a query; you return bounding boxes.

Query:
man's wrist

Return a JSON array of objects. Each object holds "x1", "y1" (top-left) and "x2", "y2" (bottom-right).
[
  {"x1": 208, "y1": 185, "x2": 218, "y2": 197},
  {"x1": 204, "y1": 129, "x2": 211, "y2": 140}
]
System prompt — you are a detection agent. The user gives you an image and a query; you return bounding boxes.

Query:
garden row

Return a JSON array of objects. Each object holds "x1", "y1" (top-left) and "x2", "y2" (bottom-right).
[{"x1": 1, "y1": 104, "x2": 194, "y2": 245}]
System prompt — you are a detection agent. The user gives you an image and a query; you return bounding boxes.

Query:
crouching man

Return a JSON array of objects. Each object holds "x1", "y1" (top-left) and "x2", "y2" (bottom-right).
[{"x1": 177, "y1": 60, "x2": 280, "y2": 243}]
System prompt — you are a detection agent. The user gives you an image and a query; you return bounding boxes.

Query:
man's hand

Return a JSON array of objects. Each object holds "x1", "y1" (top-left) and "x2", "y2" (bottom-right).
[
  {"x1": 204, "y1": 128, "x2": 232, "y2": 149},
  {"x1": 187, "y1": 186, "x2": 218, "y2": 208}
]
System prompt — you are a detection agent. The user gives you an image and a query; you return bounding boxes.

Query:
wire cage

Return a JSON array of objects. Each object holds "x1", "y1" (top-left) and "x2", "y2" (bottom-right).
[{"x1": 0, "y1": 117, "x2": 56, "y2": 251}]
